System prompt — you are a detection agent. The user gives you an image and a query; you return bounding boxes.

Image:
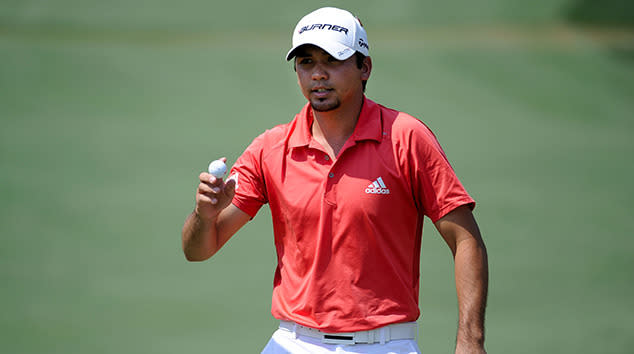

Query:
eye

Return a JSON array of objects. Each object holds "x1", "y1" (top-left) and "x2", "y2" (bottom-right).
[{"x1": 297, "y1": 58, "x2": 312, "y2": 65}]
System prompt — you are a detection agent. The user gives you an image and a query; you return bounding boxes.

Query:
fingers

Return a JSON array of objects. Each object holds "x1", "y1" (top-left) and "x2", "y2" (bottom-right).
[
  {"x1": 196, "y1": 192, "x2": 217, "y2": 208},
  {"x1": 193, "y1": 159, "x2": 232, "y2": 219},
  {"x1": 199, "y1": 172, "x2": 223, "y2": 185},
  {"x1": 196, "y1": 172, "x2": 233, "y2": 206},
  {"x1": 197, "y1": 185, "x2": 220, "y2": 205}
]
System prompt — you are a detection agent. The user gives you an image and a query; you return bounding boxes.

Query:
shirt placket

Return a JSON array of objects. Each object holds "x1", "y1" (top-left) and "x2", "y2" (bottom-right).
[{"x1": 321, "y1": 152, "x2": 337, "y2": 205}]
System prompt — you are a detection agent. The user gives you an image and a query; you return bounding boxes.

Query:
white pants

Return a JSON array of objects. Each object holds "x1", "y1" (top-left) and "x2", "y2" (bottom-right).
[{"x1": 261, "y1": 327, "x2": 421, "y2": 354}]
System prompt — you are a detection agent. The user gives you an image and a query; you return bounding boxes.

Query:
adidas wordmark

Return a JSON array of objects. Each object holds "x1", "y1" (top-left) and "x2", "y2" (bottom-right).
[{"x1": 365, "y1": 177, "x2": 390, "y2": 194}]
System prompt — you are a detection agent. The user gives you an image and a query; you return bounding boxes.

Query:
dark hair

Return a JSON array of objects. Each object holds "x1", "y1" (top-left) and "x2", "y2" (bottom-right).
[{"x1": 354, "y1": 52, "x2": 368, "y2": 92}]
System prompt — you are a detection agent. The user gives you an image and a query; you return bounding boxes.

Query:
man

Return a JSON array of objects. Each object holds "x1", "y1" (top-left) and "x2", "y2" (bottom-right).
[{"x1": 182, "y1": 7, "x2": 488, "y2": 354}]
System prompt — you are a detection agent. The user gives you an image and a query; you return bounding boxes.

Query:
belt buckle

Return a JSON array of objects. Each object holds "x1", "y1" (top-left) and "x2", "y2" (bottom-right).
[{"x1": 322, "y1": 334, "x2": 355, "y2": 345}]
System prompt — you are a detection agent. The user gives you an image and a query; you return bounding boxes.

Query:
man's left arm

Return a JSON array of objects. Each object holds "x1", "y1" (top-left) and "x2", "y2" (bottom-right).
[{"x1": 434, "y1": 204, "x2": 489, "y2": 354}]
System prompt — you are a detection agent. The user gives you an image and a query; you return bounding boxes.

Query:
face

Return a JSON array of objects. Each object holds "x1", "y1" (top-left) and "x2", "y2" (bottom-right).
[{"x1": 294, "y1": 45, "x2": 371, "y2": 113}]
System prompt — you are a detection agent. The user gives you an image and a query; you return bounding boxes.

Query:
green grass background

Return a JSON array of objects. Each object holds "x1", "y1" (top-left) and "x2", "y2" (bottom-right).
[{"x1": 1, "y1": 0, "x2": 633, "y2": 353}]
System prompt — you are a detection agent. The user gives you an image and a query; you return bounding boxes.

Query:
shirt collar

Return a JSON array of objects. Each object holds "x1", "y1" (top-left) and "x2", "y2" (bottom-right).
[{"x1": 288, "y1": 97, "x2": 383, "y2": 148}]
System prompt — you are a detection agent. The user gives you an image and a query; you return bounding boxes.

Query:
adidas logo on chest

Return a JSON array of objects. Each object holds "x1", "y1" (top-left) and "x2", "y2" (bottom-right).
[{"x1": 365, "y1": 177, "x2": 390, "y2": 194}]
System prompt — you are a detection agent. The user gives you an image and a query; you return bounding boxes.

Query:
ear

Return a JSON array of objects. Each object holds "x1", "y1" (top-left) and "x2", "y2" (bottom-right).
[{"x1": 361, "y1": 56, "x2": 372, "y2": 81}]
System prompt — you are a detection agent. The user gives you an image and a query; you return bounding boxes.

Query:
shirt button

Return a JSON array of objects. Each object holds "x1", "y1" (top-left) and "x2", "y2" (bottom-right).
[{"x1": 328, "y1": 172, "x2": 334, "y2": 178}]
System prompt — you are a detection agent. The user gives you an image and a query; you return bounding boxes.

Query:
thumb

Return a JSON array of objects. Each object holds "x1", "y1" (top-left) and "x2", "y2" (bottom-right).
[{"x1": 224, "y1": 178, "x2": 236, "y2": 198}]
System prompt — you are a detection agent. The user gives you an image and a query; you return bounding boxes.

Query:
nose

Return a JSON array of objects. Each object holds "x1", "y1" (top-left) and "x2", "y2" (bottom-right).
[{"x1": 311, "y1": 62, "x2": 328, "y2": 81}]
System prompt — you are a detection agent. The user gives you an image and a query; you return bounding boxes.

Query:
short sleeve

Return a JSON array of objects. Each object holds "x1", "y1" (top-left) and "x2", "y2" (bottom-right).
[
  {"x1": 229, "y1": 133, "x2": 269, "y2": 218},
  {"x1": 406, "y1": 120, "x2": 475, "y2": 223}
]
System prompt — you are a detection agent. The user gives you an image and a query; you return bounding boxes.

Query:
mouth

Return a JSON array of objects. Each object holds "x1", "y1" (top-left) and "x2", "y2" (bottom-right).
[{"x1": 311, "y1": 87, "x2": 333, "y2": 98}]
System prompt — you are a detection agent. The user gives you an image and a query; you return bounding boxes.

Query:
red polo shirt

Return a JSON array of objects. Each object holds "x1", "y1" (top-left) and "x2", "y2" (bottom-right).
[{"x1": 230, "y1": 98, "x2": 474, "y2": 332}]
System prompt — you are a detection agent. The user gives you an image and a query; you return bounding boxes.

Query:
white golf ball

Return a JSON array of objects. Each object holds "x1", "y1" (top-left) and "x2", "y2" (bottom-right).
[{"x1": 208, "y1": 160, "x2": 227, "y2": 178}]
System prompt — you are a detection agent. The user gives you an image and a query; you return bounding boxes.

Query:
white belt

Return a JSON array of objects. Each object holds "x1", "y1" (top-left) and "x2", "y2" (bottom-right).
[{"x1": 279, "y1": 320, "x2": 417, "y2": 345}]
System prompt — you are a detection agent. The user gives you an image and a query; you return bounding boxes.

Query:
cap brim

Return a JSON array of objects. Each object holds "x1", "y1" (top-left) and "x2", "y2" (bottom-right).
[{"x1": 285, "y1": 41, "x2": 356, "y2": 61}]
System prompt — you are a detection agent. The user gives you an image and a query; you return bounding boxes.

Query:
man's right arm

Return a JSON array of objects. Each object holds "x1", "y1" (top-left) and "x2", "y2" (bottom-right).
[{"x1": 181, "y1": 164, "x2": 251, "y2": 261}]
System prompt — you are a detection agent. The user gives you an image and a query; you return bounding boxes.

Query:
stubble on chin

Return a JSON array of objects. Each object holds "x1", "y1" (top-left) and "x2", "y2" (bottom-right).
[{"x1": 310, "y1": 98, "x2": 341, "y2": 112}]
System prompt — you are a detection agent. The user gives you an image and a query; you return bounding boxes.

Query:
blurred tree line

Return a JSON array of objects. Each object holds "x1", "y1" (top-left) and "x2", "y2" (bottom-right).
[{"x1": 567, "y1": 0, "x2": 634, "y2": 26}]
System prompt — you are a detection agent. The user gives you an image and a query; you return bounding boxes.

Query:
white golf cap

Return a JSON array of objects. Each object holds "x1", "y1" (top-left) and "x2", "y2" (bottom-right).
[{"x1": 286, "y1": 7, "x2": 370, "y2": 61}]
